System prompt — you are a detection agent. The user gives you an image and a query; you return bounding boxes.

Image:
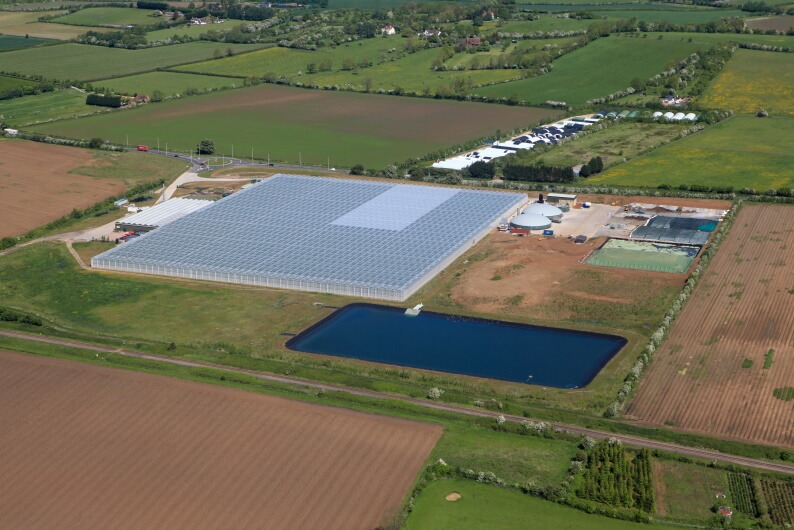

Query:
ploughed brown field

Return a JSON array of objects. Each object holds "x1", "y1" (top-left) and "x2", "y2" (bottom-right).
[
  {"x1": 0, "y1": 141, "x2": 124, "y2": 238},
  {"x1": 627, "y1": 205, "x2": 794, "y2": 448},
  {"x1": 0, "y1": 351, "x2": 441, "y2": 529}
]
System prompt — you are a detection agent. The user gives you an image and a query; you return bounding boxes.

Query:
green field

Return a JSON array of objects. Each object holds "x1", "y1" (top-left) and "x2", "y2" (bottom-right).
[
  {"x1": 0, "y1": 41, "x2": 266, "y2": 82},
  {"x1": 603, "y1": 8, "x2": 746, "y2": 24},
  {"x1": 653, "y1": 461, "x2": 729, "y2": 521},
  {"x1": 145, "y1": 19, "x2": 239, "y2": 42},
  {"x1": 0, "y1": 89, "x2": 111, "y2": 126},
  {"x1": 31, "y1": 84, "x2": 559, "y2": 167},
  {"x1": 0, "y1": 10, "x2": 105, "y2": 40},
  {"x1": 96, "y1": 71, "x2": 243, "y2": 96},
  {"x1": 700, "y1": 49, "x2": 794, "y2": 116},
  {"x1": 0, "y1": 34, "x2": 54, "y2": 50},
  {"x1": 495, "y1": 16, "x2": 597, "y2": 34},
  {"x1": 474, "y1": 35, "x2": 703, "y2": 105},
  {"x1": 53, "y1": 7, "x2": 159, "y2": 27},
  {"x1": 589, "y1": 117, "x2": 794, "y2": 190},
  {"x1": 0, "y1": 74, "x2": 39, "y2": 91},
  {"x1": 405, "y1": 479, "x2": 670, "y2": 530}
]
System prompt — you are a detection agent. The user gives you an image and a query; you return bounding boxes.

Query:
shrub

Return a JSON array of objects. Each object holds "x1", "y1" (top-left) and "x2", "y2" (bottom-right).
[
  {"x1": 88, "y1": 137, "x2": 104, "y2": 149},
  {"x1": 197, "y1": 138, "x2": 215, "y2": 155},
  {"x1": 86, "y1": 93, "x2": 122, "y2": 108},
  {"x1": 427, "y1": 387, "x2": 444, "y2": 399},
  {"x1": 349, "y1": 164, "x2": 366, "y2": 175}
]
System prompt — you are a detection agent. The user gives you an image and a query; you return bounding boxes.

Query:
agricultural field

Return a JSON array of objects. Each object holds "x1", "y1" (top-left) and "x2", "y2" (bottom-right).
[
  {"x1": 0, "y1": 41, "x2": 266, "y2": 82},
  {"x1": 589, "y1": 117, "x2": 794, "y2": 190},
  {"x1": 700, "y1": 49, "x2": 794, "y2": 116},
  {"x1": 495, "y1": 16, "x2": 597, "y2": 34},
  {"x1": 31, "y1": 84, "x2": 559, "y2": 167},
  {"x1": 0, "y1": 10, "x2": 103, "y2": 39},
  {"x1": 626, "y1": 205, "x2": 794, "y2": 448},
  {"x1": 52, "y1": 7, "x2": 160, "y2": 27},
  {"x1": 513, "y1": 122, "x2": 693, "y2": 170},
  {"x1": 0, "y1": 74, "x2": 39, "y2": 91},
  {"x1": 405, "y1": 479, "x2": 670, "y2": 530},
  {"x1": 0, "y1": 350, "x2": 441, "y2": 529},
  {"x1": 444, "y1": 36, "x2": 581, "y2": 70},
  {"x1": 760, "y1": 479, "x2": 794, "y2": 526},
  {"x1": 652, "y1": 461, "x2": 728, "y2": 521},
  {"x1": 0, "y1": 89, "x2": 110, "y2": 127},
  {"x1": 602, "y1": 8, "x2": 746, "y2": 24},
  {"x1": 0, "y1": 140, "x2": 186, "y2": 238},
  {"x1": 97, "y1": 71, "x2": 243, "y2": 96},
  {"x1": 474, "y1": 35, "x2": 704, "y2": 105},
  {"x1": 145, "y1": 19, "x2": 237, "y2": 42},
  {"x1": 745, "y1": 14, "x2": 794, "y2": 32},
  {"x1": 0, "y1": 34, "x2": 53, "y2": 50}
]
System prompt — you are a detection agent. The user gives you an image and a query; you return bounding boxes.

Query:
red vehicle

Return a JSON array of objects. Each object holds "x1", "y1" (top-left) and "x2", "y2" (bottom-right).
[{"x1": 136, "y1": 145, "x2": 149, "y2": 151}]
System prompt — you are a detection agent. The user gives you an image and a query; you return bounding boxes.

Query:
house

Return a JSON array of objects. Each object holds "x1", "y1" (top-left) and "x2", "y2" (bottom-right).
[
  {"x1": 381, "y1": 25, "x2": 396, "y2": 35},
  {"x1": 464, "y1": 36, "x2": 482, "y2": 47},
  {"x1": 191, "y1": 17, "x2": 210, "y2": 25},
  {"x1": 717, "y1": 506, "x2": 733, "y2": 517},
  {"x1": 481, "y1": 9, "x2": 496, "y2": 20},
  {"x1": 3, "y1": 128, "x2": 19, "y2": 137},
  {"x1": 133, "y1": 94, "x2": 150, "y2": 105},
  {"x1": 422, "y1": 29, "x2": 442, "y2": 38}
]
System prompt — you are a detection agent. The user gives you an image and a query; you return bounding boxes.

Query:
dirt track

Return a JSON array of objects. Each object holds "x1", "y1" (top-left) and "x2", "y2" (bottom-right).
[
  {"x1": 628, "y1": 205, "x2": 794, "y2": 448},
  {"x1": 2, "y1": 330, "x2": 792, "y2": 475},
  {"x1": 0, "y1": 350, "x2": 441, "y2": 529}
]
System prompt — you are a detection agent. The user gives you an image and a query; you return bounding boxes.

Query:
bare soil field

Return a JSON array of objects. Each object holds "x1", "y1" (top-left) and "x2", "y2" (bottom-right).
[
  {"x1": 0, "y1": 350, "x2": 441, "y2": 529},
  {"x1": 0, "y1": 141, "x2": 126, "y2": 238},
  {"x1": 627, "y1": 204, "x2": 794, "y2": 448},
  {"x1": 745, "y1": 15, "x2": 794, "y2": 32}
]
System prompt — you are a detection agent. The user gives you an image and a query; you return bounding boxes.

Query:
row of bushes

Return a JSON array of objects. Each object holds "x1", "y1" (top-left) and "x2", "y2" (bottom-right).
[
  {"x1": 605, "y1": 201, "x2": 742, "y2": 418},
  {"x1": 86, "y1": 93, "x2": 123, "y2": 108},
  {"x1": 0, "y1": 307, "x2": 43, "y2": 327}
]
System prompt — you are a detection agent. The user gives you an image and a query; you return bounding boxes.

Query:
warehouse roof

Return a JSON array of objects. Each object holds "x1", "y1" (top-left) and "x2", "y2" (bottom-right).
[{"x1": 118, "y1": 198, "x2": 212, "y2": 229}]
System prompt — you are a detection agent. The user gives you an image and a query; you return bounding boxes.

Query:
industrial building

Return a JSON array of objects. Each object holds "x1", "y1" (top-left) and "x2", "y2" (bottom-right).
[
  {"x1": 115, "y1": 198, "x2": 212, "y2": 232},
  {"x1": 92, "y1": 175, "x2": 527, "y2": 301}
]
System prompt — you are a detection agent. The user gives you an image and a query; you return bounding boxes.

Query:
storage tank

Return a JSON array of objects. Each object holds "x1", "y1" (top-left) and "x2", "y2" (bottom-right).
[
  {"x1": 525, "y1": 202, "x2": 564, "y2": 222},
  {"x1": 510, "y1": 213, "x2": 552, "y2": 231}
]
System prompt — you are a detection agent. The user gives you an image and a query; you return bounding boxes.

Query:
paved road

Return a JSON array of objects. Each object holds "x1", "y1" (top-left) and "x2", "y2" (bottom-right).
[{"x1": 2, "y1": 329, "x2": 792, "y2": 475}]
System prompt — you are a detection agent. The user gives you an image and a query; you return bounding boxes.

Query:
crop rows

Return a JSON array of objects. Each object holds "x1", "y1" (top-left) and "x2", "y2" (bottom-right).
[
  {"x1": 760, "y1": 479, "x2": 794, "y2": 526},
  {"x1": 727, "y1": 473, "x2": 758, "y2": 516}
]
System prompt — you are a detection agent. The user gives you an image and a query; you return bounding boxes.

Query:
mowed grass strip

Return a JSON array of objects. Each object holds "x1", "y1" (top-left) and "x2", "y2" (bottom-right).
[
  {"x1": 474, "y1": 35, "x2": 704, "y2": 104},
  {"x1": 589, "y1": 117, "x2": 794, "y2": 190},
  {"x1": 31, "y1": 83, "x2": 560, "y2": 167},
  {"x1": 700, "y1": 49, "x2": 794, "y2": 116},
  {"x1": 97, "y1": 71, "x2": 243, "y2": 96},
  {"x1": 0, "y1": 74, "x2": 40, "y2": 91},
  {"x1": 0, "y1": 89, "x2": 112, "y2": 127},
  {"x1": 405, "y1": 479, "x2": 671, "y2": 530},
  {"x1": 0, "y1": 42, "x2": 266, "y2": 82},
  {"x1": 52, "y1": 7, "x2": 159, "y2": 27}
]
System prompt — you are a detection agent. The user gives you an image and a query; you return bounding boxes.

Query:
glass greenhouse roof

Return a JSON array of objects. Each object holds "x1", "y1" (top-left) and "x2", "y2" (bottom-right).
[{"x1": 92, "y1": 175, "x2": 526, "y2": 300}]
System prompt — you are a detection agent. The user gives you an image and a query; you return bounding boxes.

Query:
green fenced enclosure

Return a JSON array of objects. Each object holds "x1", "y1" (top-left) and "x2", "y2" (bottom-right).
[{"x1": 586, "y1": 239, "x2": 699, "y2": 274}]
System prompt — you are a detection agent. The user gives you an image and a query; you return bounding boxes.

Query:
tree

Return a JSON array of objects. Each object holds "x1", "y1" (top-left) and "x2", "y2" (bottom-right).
[
  {"x1": 350, "y1": 164, "x2": 366, "y2": 175},
  {"x1": 197, "y1": 138, "x2": 215, "y2": 154},
  {"x1": 467, "y1": 160, "x2": 495, "y2": 179},
  {"x1": 579, "y1": 164, "x2": 591, "y2": 177},
  {"x1": 630, "y1": 77, "x2": 646, "y2": 91},
  {"x1": 88, "y1": 137, "x2": 104, "y2": 149}
]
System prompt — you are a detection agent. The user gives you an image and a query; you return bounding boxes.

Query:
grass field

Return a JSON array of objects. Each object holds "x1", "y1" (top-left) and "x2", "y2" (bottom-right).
[
  {"x1": 603, "y1": 8, "x2": 746, "y2": 24},
  {"x1": 0, "y1": 350, "x2": 441, "y2": 529},
  {"x1": 0, "y1": 74, "x2": 39, "y2": 91},
  {"x1": 0, "y1": 89, "x2": 112, "y2": 127},
  {"x1": 145, "y1": 19, "x2": 238, "y2": 42},
  {"x1": 0, "y1": 41, "x2": 266, "y2": 82},
  {"x1": 474, "y1": 35, "x2": 703, "y2": 105},
  {"x1": 52, "y1": 7, "x2": 159, "y2": 27},
  {"x1": 97, "y1": 71, "x2": 243, "y2": 96},
  {"x1": 516, "y1": 122, "x2": 692, "y2": 170},
  {"x1": 31, "y1": 84, "x2": 559, "y2": 167},
  {"x1": 589, "y1": 117, "x2": 794, "y2": 190},
  {"x1": 700, "y1": 50, "x2": 794, "y2": 116},
  {"x1": 495, "y1": 16, "x2": 597, "y2": 33},
  {"x1": 0, "y1": 34, "x2": 54, "y2": 50},
  {"x1": 405, "y1": 479, "x2": 670, "y2": 530},
  {"x1": 0, "y1": 11, "x2": 103, "y2": 39},
  {"x1": 653, "y1": 461, "x2": 729, "y2": 521}
]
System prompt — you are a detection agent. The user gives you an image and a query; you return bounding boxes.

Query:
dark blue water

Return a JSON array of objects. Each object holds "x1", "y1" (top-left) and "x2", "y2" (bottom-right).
[{"x1": 287, "y1": 304, "x2": 626, "y2": 389}]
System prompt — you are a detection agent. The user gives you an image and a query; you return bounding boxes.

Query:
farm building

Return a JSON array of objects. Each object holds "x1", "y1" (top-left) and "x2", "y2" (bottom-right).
[
  {"x1": 510, "y1": 212, "x2": 552, "y2": 231},
  {"x1": 115, "y1": 198, "x2": 212, "y2": 232},
  {"x1": 525, "y1": 202, "x2": 563, "y2": 222},
  {"x1": 93, "y1": 175, "x2": 526, "y2": 301},
  {"x1": 546, "y1": 193, "x2": 577, "y2": 206}
]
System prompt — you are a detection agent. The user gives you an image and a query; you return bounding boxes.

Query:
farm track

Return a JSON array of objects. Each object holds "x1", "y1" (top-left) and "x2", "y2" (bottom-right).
[
  {"x1": 2, "y1": 329, "x2": 794, "y2": 475},
  {"x1": 628, "y1": 205, "x2": 794, "y2": 448}
]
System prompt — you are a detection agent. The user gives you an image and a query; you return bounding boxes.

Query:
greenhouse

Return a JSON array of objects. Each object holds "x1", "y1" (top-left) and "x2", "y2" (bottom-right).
[{"x1": 92, "y1": 174, "x2": 526, "y2": 301}]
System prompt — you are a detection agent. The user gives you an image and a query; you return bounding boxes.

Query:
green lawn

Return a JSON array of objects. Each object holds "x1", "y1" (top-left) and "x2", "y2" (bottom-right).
[
  {"x1": 0, "y1": 89, "x2": 111, "y2": 127},
  {"x1": 700, "y1": 49, "x2": 794, "y2": 116},
  {"x1": 52, "y1": 7, "x2": 160, "y2": 27},
  {"x1": 96, "y1": 71, "x2": 243, "y2": 96},
  {"x1": 589, "y1": 117, "x2": 794, "y2": 190},
  {"x1": 432, "y1": 425, "x2": 577, "y2": 487},
  {"x1": 0, "y1": 34, "x2": 54, "y2": 50},
  {"x1": 30, "y1": 84, "x2": 558, "y2": 167},
  {"x1": 0, "y1": 42, "x2": 266, "y2": 82},
  {"x1": 145, "y1": 19, "x2": 239, "y2": 42},
  {"x1": 474, "y1": 35, "x2": 704, "y2": 105},
  {"x1": 0, "y1": 74, "x2": 39, "y2": 91},
  {"x1": 405, "y1": 479, "x2": 671, "y2": 530},
  {"x1": 653, "y1": 461, "x2": 729, "y2": 522}
]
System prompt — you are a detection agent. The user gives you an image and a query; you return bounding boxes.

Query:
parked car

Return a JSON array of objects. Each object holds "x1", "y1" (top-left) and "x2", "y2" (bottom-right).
[{"x1": 136, "y1": 145, "x2": 149, "y2": 151}]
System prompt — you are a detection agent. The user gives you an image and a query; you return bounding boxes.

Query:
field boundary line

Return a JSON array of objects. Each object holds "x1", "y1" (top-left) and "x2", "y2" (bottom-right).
[{"x1": 1, "y1": 328, "x2": 793, "y2": 475}]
